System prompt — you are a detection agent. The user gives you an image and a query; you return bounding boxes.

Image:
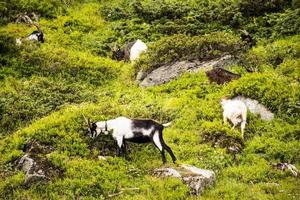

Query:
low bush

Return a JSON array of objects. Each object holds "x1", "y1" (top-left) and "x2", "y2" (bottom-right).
[
  {"x1": 277, "y1": 58, "x2": 300, "y2": 81},
  {"x1": 135, "y1": 32, "x2": 243, "y2": 73},
  {"x1": 0, "y1": 76, "x2": 98, "y2": 135},
  {"x1": 244, "y1": 35, "x2": 300, "y2": 71},
  {"x1": 225, "y1": 72, "x2": 300, "y2": 118}
]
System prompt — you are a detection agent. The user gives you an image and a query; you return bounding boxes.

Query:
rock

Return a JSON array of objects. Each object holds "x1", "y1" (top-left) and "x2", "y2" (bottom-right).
[
  {"x1": 18, "y1": 154, "x2": 34, "y2": 174},
  {"x1": 18, "y1": 154, "x2": 49, "y2": 187},
  {"x1": 181, "y1": 164, "x2": 216, "y2": 195},
  {"x1": 233, "y1": 96, "x2": 274, "y2": 121},
  {"x1": 24, "y1": 173, "x2": 49, "y2": 188},
  {"x1": 153, "y1": 167, "x2": 182, "y2": 178},
  {"x1": 139, "y1": 55, "x2": 237, "y2": 87},
  {"x1": 136, "y1": 70, "x2": 146, "y2": 82},
  {"x1": 16, "y1": 141, "x2": 63, "y2": 187},
  {"x1": 153, "y1": 164, "x2": 215, "y2": 195}
]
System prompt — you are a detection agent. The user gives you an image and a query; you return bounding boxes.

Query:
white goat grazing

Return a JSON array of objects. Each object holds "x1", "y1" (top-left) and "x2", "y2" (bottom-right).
[
  {"x1": 84, "y1": 116, "x2": 176, "y2": 164},
  {"x1": 221, "y1": 98, "x2": 247, "y2": 138},
  {"x1": 129, "y1": 39, "x2": 147, "y2": 61}
]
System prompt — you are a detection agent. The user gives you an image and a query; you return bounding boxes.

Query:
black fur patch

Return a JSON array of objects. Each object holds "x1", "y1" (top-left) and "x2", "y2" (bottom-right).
[
  {"x1": 125, "y1": 136, "x2": 151, "y2": 143},
  {"x1": 90, "y1": 123, "x2": 97, "y2": 137},
  {"x1": 132, "y1": 119, "x2": 162, "y2": 130},
  {"x1": 125, "y1": 131, "x2": 151, "y2": 143}
]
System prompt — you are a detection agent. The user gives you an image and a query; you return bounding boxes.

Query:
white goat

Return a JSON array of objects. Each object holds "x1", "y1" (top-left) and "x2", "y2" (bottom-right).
[
  {"x1": 129, "y1": 39, "x2": 147, "y2": 61},
  {"x1": 84, "y1": 116, "x2": 176, "y2": 164},
  {"x1": 112, "y1": 39, "x2": 147, "y2": 61},
  {"x1": 221, "y1": 97, "x2": 247, "y2": 138}
]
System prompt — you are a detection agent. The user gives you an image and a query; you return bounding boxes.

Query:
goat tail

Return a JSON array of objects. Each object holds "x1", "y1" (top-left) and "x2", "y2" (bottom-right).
[{"x1": 162, "y1": 122, "x2": 172, "y2": 127}]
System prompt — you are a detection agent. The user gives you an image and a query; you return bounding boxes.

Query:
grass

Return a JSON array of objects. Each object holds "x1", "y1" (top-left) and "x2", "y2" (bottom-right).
[{"x1": 0, "y1": 1, "x2": 299, "y2": 199}]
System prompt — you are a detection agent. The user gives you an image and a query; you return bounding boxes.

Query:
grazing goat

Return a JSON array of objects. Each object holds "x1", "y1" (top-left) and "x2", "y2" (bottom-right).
[
  {"x1": 112, "y1": 39, "x2": 147, "y2": 62},
  {"x1": 84, "y1": 116, "x2": 176, "y2": 164},
  {"x1": 206, "y1": 68, "x2": 241, "y2": 84},
  {"x1": 16, "y1": 22, "x2": 44, "y2": 45},
  {"x1": 221, "y1": 97, "x2": 247, "y2": 138}
]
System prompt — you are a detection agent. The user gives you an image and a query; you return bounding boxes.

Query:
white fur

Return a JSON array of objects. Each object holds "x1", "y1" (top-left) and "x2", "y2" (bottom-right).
[
  {"x1": 95, "y1": 117, "x2": 155, "y2": 141},
  {"x1": 130, "y1": 39, "x2": 147, "y2": 61},
  {"x1": 152, "y1": 131, "x2": 162, "y2": 151},
  {"x1": 221, "y1": 98, "x2": 247, "y2": 138},
  {"x1": 16, "y1": 32, "x2": 42, "y2": 46},
  {"x1": 28, "y1": 34, "x2": 38, "y2": 41}
]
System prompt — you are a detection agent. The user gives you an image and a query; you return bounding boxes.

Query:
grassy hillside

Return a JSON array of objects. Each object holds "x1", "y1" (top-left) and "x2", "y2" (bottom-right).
[{"x1": 0, "y1": 0, "x2": 299, "y2": 199}]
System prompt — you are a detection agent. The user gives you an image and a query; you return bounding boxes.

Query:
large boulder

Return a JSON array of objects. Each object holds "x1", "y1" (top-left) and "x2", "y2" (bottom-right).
[
  {"x1": 139, "y1": 55, "x2": 237, "y2": 87},
  {"x1": 153, "y1": 164, "x2": 215, "y2": 195}
]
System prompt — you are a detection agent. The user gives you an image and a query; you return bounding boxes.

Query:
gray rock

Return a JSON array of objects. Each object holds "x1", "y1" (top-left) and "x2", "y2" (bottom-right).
[
  {"x1": 136, "y1": 70, "x2": 146, "y2": 82},
  {"x1": 153, "y1": 167, "x2": 182, "y2": 178},
  {"x1": 18, "y1": 154, "x2": 34, "y2": 174},
  {"x1": 153, "y1": 164, "x2": 215, "y2": 195},
  {"x1": 139, "y1": 55, "x2": 237, "y2": 87},
  {"x1": 18, "y1": 154, "x2": 50, "y2": 187},
  {"x1": 233, "y1": 96, "x2": 274, "y2": 121},
  {"x1": 24, "y1": 173, "x2": 49, "y2": 188}
]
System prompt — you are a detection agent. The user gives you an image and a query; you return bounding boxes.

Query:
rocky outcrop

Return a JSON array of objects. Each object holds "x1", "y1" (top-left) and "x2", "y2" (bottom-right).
[
  {"x1": 233, "y1": 96, "x2": 274, "y2": 121},
  {"x1": 17, "y1": 141, "x2": 63, "y2": 187},
  {"x1": 139, "y1": 55, "x2": 237, "y2": 87},
  {"x1": 153, "y1": 164, "x2": 215, "y2": 195},
  {"x1": 17, "y1": 154, "x2": 49, "y2": 187}
]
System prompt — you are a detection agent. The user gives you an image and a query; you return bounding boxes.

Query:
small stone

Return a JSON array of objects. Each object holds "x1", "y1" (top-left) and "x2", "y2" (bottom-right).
[{"x1": 153, "y1": 164, "x2": 216, "y2": 196}]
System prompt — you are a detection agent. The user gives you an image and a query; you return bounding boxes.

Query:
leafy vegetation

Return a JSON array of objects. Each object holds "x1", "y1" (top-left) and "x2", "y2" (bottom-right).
[{"x1": 0, "y1": 0, "x2": 299, "y2": 199}]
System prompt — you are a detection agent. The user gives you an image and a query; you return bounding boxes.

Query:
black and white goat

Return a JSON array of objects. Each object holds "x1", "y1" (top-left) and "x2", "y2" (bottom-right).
[
  {"x1": 84, "y1": 116, "x2": 176, "y2": 163},
  {"x1": 16, "y1": 22, "x2": 44, "y2": 45}
]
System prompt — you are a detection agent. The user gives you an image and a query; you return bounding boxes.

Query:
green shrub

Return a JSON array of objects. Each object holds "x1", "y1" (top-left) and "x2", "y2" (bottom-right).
[
  {"x1": 0, "y1": 0, "x2": 70, "y2": 25},
  {"x1": 238, "y1": 0, "x2": 291, "y2": 17},
  {"x1": 277, "y1": 58, "x2": 300, "y2": 81},
  {"x1": 135, "y1": 32, "x2": 243, "y2": 73},
  {"x1": 225, "y1": 72, "x2": 300, "y2": 117},
  {"x1": 244, "y1": 35, "x2": 300, "y2": 71},
  {"x1": 0, "y1": 76, "x2": 98, "y2": 135}
]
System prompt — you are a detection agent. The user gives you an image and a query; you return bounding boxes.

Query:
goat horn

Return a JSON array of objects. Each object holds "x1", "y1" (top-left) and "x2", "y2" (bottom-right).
[
  {"x1": 81, "y1": 113, "x2": 91, "y2": 129},
  {"x1": 33, "y1": 22, "x2": 40, "y2": 31}
]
